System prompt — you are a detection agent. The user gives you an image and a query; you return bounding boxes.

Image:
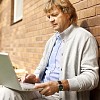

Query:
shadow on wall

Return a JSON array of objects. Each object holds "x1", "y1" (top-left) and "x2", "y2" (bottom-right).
[
  {"x1": 80, "y1": 20, "x2": 90, "y2": 32},
  {"x1": 80, "y1": 20, "x2": 100, "y2": 100}
]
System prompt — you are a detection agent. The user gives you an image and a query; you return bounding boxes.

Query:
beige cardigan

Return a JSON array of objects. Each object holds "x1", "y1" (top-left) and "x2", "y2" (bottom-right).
[{"x1": 34, "y1": 24, "x2": 99, "y2": 100}]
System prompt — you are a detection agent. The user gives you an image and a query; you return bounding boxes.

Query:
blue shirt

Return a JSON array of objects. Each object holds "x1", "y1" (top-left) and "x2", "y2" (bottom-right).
[{"x1": 43, "y1": 33, "x2": 63, "y2": 82}]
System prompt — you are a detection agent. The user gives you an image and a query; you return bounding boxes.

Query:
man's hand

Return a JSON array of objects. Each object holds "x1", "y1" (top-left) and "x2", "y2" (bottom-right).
[
  {"x1": 34, "y1": 81, "x2": 59, "y2": 96},
  {"x1": 23, "y1": 74, "x2": 40, "y2": 84}
]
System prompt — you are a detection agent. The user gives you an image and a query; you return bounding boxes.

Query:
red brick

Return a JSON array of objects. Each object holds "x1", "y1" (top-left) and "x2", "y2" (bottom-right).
[
  {"x1": 88, "y1": 15, "x2": 100, "y2": 27},
  {"x1": 78, "y1": 7, "x2": 95, "y2": 19},
  {"x1": 88, "y1": 0, "x2": 97, "y2": 7},
  {"x1": 74, "y1": 0, "x2": 87, "y2": 11},
  {"x1": 97, "y1": 0, "x2": 100, "y2": 4},
  {"x1": 95, "y1": 26, "x2": 100, "y2": 35},
  {"x1": 96, "y1": 5, "x2": 100, "y2": 15},
  {"x1": 89, "y1": 26, "x2": 100, "y2": 36},
  {"x1": 96, "y1": 36, "x2": 100, "y2": 46},
  {"x1": 70, "y1": 0, "x2": 80, "y2": 4},
  {"x1": 88, "y1": 17, "x2": 97, "y2": 26}
]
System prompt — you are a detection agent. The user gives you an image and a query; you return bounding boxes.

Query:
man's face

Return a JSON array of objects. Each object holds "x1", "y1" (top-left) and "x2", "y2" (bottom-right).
[{"x1": 46, "y1": 6, "x2": 71, "y2": 33}]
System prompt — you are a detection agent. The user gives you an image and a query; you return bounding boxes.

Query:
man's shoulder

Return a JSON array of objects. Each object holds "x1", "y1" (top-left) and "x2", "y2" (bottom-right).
[
  {"x1": 70, "y1": 26, "x2": 97, "y2": 45},
  {"x1": 74, "y1": 26, "x2": 93, "y2": 39}
]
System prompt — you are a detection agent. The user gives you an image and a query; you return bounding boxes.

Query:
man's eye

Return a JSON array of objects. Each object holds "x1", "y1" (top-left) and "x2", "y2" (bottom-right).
[{"x1": 47, "y1": 16, "x2": 50, "y2": 19}]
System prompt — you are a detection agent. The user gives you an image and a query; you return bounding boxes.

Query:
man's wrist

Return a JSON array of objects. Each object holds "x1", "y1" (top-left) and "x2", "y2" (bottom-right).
[
  {"x1": 58, "y1": 81, "x2": 64, "y2": 91},
  {"x1": 57, "y1": 80, "x2": 69, "y2": 92}
]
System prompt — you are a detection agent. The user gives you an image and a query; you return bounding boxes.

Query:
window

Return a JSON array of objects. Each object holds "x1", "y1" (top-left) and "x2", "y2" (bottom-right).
[{"x1": 11, "y1": 0, "x2": 23, "y2": 23}]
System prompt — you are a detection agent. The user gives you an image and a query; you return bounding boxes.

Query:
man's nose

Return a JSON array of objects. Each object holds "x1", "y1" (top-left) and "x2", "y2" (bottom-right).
[{"x1": 49, "y1": 16, "x2": 54, "y2": 22}]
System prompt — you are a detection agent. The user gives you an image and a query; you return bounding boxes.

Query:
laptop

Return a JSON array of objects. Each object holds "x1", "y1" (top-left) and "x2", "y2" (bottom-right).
[{"x1": 0, "y1": 52, "x2": 42, "y2": 91}]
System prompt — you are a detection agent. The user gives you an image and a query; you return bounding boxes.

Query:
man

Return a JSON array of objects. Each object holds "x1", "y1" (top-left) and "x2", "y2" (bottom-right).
[{"x1": 0, "y1": 0, "x2": 99, "y2": 100}]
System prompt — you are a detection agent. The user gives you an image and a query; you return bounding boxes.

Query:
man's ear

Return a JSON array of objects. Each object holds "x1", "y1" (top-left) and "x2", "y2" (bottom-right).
[
  {"x1": 65, "y1": 13, "x2": 71, "y2": 20},
  {"x1": 66, "y1": 13, "x2": 72, "y2": 22}
]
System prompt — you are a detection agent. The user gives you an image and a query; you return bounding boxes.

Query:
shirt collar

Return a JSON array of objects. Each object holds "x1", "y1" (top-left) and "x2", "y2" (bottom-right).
[
  {"x1": 56, "y1": 24, "x2": 76, "y2": 41},
  {"x1": 55, "y1": 32, "x2": 62, "y2": 40}
]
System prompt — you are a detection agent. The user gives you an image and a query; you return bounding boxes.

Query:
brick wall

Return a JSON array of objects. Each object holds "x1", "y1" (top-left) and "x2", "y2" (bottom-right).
[
  {"x1": 0, "y1": 0, "x2": 100, "y2": 99},
  {"x1": 0, "y1": 0, "x2": 54, "y2": 73}
]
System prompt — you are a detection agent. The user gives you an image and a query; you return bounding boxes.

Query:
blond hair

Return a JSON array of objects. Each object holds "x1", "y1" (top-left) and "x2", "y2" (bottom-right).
[{"x1": 44, "y1": 0, "x2": 78, "y2": 24}]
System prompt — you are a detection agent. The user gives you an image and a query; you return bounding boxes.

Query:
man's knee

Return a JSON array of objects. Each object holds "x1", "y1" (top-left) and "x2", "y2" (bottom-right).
[{"x1": 0, "y1": 86, "x2": 22, "y2": 100}]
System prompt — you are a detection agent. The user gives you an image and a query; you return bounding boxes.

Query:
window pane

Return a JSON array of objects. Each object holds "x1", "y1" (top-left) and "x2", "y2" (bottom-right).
[{"x1": 14, "y1": 0, "x2": 23, "y2": 23}]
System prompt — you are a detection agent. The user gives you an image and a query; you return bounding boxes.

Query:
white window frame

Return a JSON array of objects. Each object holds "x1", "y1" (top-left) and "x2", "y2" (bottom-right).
[{"x1": 13, "y1": 0, "x2": 23, "y2": 23}]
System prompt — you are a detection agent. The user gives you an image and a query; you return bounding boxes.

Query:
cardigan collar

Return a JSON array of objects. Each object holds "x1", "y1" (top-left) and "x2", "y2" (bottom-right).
[{"x1": 56, "y1": 24, "x2": 77, "y2": 42}]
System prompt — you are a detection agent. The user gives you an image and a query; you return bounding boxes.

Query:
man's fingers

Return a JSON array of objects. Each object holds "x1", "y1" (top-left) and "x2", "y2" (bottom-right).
[
  {"x1": 35, "y1": 82, "x2": 47, "y2": 88},
  {"x1": 23, "y1": 74, "x2": 36, "y2": 83},
  {"x1": 39, "y1": 87, "x2": 50, "y2": 95}
]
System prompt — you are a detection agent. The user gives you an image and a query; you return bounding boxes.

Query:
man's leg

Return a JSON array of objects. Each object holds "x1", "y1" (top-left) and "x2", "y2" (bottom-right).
[
  {"x1": 0, "y1": 86, "x2": 23, "y2": 100},
  {"x1": 0, "y1": 86, "x2": 42, "y2": 100},
  {"x1": 0, "y1": 86, "x2": 59, "y2": 100}
]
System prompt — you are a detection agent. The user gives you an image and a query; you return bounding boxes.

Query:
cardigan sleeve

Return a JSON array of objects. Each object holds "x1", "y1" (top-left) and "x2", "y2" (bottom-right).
[
  {"x1": 34, "y1": 34, "x2": 56, "y2": 80},
  {"x1": 67, "y1": 36, "x2": 99, "y2": 91},
  {"x1": 33, "y1": 39, "x2": 50, "y2": 79}
]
